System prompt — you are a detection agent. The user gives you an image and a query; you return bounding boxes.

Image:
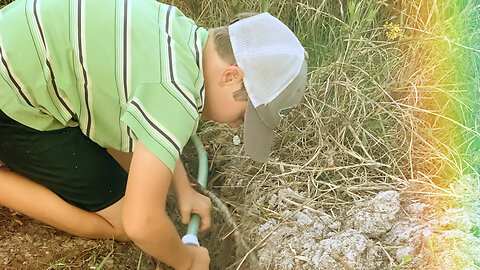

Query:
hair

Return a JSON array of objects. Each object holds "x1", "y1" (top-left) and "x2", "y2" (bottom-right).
[{"x1": 208, "y1": 12, "x2": 257, "y2": 101}]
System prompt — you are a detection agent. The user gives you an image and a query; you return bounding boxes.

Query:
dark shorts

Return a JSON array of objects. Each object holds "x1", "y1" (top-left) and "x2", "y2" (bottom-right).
[{"x1": 0, "y1": 110, "x2": 127, "y2": 212}]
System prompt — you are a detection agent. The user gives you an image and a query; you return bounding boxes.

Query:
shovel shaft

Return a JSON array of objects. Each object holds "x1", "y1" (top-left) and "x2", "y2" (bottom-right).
[{"x1": 182, "y1": 134, "x2": 208, "y2": 246}]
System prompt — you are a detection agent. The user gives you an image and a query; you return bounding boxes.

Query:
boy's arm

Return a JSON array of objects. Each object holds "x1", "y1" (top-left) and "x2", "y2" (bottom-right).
[
  {"x1": 122, "y1": 141, "x2": 208, "y2": 269},
  {"x1": 171, "y1": 160, "x2": 193, "y2": 194},
  {"x1": 171, "y1": 160, "x2": 211, "y2": 231}
]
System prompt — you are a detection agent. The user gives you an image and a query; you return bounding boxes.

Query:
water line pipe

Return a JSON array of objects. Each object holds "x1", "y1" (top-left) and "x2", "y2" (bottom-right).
[{"x1": 181, "y1": 134, "x2": 208, "y2": 246}]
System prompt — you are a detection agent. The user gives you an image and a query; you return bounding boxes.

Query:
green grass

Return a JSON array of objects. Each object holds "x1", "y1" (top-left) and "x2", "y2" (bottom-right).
[{"x1": 0, "y1": 0, "x2": 478, "y2": 268}]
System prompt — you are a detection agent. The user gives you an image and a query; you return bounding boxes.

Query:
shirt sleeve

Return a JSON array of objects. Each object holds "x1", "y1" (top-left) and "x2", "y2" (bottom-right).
[{"x1": 120, "y1": 82, "x2": 198, "y2": 172}]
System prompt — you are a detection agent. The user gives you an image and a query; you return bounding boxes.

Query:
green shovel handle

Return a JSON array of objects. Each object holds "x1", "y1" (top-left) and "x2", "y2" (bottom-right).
[{"x1": 182, "y1": 134, "x2": 208, "y2": 246}]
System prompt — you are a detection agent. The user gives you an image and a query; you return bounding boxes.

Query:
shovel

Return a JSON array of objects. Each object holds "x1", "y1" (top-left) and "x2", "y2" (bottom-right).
[{"x1": 181, "y1": 134, "x2": 208, "y2": 246}]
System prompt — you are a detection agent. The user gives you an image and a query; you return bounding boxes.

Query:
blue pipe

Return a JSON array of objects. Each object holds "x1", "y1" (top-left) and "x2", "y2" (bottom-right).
[{"x1": 182, "y1": 134, "x2": 208, "y2": 246}]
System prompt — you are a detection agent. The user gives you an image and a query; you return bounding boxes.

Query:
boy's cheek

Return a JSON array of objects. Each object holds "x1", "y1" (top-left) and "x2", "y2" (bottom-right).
[{"x1": 227, "y1": 117, "x2": 244, "y2": 128}]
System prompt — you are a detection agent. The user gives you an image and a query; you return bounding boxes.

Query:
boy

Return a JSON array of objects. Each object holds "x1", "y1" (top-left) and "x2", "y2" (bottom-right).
[{"x1": 0, "y1": 0, "x2": 307, "y2": 269}]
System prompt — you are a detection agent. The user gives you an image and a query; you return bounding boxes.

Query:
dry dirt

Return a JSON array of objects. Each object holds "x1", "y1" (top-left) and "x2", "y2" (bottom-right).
[
  {"x1": 0, "y1": 191, "x2": 238, "y2": 270},
  {"x1": 0, "y1": 205, "x2": 153, "y2": 269},
  {"x1": 3, "y1": 186, "x2": 479, "y2": 269},
  {"x1": 253, "y1": 188, "x2": 480, "y2": 269}
]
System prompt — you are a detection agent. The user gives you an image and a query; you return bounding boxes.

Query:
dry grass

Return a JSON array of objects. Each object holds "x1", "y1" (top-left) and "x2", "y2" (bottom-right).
[
  {"x1": 0, "y1": 0, "x2": 478, "y2": 269},
  {"x1": 183, "y1": 0, "x2": 480, "y2": 268}
]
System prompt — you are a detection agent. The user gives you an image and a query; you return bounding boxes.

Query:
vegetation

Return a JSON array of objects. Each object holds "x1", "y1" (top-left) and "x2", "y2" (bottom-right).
[
  {"x1": 185, "y1": 0, "x2": 480, "y2": 268},
  {"x1": 0, "y1": 0, "x2": 478, "y2": 269}
]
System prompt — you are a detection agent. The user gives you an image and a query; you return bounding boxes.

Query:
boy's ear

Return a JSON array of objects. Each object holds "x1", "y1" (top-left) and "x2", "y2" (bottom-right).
[{"x1": 221, "y1": 65, "x2": 244, "y2": 86}]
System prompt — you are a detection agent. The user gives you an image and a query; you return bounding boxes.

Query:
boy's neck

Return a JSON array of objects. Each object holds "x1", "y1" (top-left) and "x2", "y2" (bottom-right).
[{"x1": 200, "y1": 35, "x2": 221, "y2": 121}]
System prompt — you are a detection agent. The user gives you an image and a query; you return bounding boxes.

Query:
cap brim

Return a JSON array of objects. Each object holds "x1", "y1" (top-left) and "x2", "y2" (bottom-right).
[{"x1": 243, "y1": 100, "x2": 274, "y2": 162}]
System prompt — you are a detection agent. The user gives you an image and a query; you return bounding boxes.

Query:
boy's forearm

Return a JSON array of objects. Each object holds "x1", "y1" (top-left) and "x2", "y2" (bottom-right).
[
  {"x1": 129, "y1": 212, "x2": 192, "y2": 270},
  {"x1": 172, "y1": 159, "x2": 194, "y2": 194},
  {"x1": 124, "y1": 142, "x2": 193, "y2": 269}
]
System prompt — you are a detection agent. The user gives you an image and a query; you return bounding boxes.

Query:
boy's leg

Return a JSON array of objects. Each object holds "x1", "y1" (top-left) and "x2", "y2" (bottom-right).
[
  {"x1": 0, "y1": 167, "x2": 128, "y2": 240},
  {"x1": 0, "y1": 110, "x2": 130, "y2": 241},
  {"x1": 107, "y1": 148, "x2": 133, "y2": 173}
]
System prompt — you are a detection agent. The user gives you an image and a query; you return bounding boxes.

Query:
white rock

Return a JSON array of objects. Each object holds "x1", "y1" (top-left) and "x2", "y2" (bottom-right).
[{"x1": 347, "y1": 191, "x2": 401, "y2": 237}]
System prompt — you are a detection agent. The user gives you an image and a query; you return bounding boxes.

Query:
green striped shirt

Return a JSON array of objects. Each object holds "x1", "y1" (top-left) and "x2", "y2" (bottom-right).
[{"x1": 0, "y1": 0, "x2": 208, "y2": 171}]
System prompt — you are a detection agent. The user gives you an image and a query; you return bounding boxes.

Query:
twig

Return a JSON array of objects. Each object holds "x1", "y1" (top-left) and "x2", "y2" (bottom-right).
[
  {"x1": 378, "y1": 242, "x2": 396, "y2": 267},
  {"x1": 329, "y1": 253, "x2": 355, "y2": 270},
  {"x1": 203, "y1": 190, "x2": 259, "y2": 268},
  {"x1": 236, "y1": 230, "x2": 274, "y2": 270}
]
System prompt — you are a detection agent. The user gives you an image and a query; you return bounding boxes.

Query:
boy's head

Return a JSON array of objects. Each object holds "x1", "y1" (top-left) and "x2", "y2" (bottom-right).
[{"x1": 202, "y1": 12, "x2": 308, "y2": 162}]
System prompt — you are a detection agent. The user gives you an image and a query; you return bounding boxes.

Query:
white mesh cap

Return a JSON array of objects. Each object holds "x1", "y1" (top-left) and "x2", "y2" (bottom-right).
[
  {"x1": 229, "y1": 12, "x2": 306, "y2": 108},
  {"x1": 228, "y1": 12, "x2": 308, "y2": 162}
]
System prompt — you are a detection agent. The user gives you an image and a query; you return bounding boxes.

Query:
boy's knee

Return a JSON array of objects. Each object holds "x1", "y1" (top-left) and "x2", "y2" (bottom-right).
[
  {"x1": 112, "y1": 228, "x2": 130, "y2": 242},
  {"x1": 80, "y1": 223, "x2": 130, "y2": 242}
]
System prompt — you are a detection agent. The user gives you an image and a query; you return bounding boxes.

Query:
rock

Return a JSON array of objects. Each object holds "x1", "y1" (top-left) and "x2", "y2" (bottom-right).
[
  {"x1": 296, "y1": 211, "x2": 313, "y2": 226},
  {"x1": 255, "y1": 189, "x2": 480, "y2": 270},
  {"x1": 258, "y1": 219, "x2": 277, "y2": 235},
  {"x1": 347, "y1": 191, "x2": 401, "y2": 237},
  {"x1": 396, "y1": 246, "x2": 415, "y2": 262},
  {"x1": 314, "y1": 229, "x2": 382, "y2": 270},
  {"x1": 405, "y1": 202, "x2": 429, "y2": 216}
]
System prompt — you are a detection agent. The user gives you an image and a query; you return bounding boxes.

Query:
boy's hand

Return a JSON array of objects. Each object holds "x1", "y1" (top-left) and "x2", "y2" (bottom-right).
[
  {"x1": 177, "y1": 188, "x2": 212, "y2": 231},
  {"x1": 183, "y1": 245, "x2": 210, "y2": 270},
  {"x1": 172, "y1": 160, "x2": 211, "y2": 231}
]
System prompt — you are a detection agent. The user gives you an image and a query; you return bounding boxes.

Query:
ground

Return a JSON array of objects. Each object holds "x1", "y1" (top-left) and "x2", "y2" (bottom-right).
[
  {"x1": 2, "y1": 187, "x2": 479, "y2": 269},
  {"x1": 0, "y1": 183, "x2": 238, "y2": 270},
  {"x1": 0, "y1": 206, "x2": 152, "y2": 269},
  {"x1": 252, "y1": 189, "x2": 480, "y2": 269},
  {"x1": 1, "y1": 0, "x2": 479, "y2": 269}
]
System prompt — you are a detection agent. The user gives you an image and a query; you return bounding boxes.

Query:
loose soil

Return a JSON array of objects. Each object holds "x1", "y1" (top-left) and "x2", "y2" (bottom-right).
[
  {"x1": 0, "y1": 191, "x2": 238, "y2": 270},
  {"x1": 3, "y1": 188, "x2": 479, "y2": 269}
]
